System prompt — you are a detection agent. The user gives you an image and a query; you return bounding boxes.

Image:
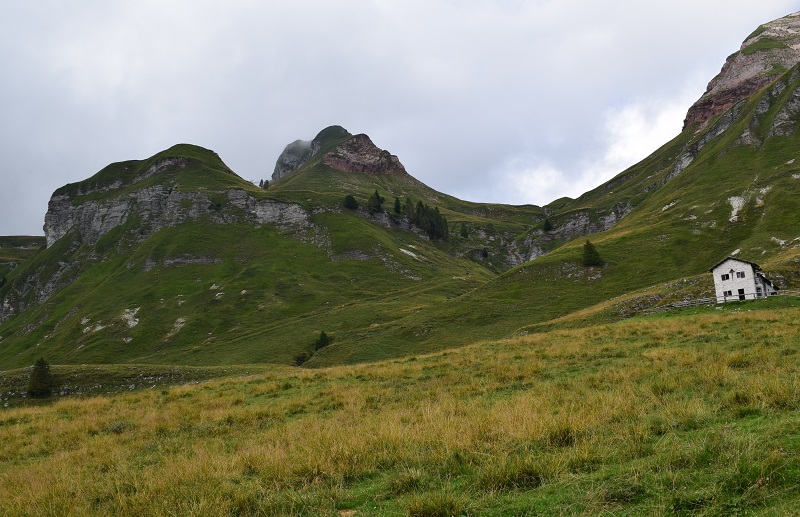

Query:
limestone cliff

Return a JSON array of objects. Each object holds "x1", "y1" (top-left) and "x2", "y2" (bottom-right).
[
  {"x1": 44, "y1": 156, "x2": 309, "y2": 248},
  {"x1": 271, "y1": 139, "x2": 313, "y2": 181},
  {"x1": 1, "y1": 147, "x2": 312, "y2": 324},
  {"x1": 684, "y1": 12, "x2": 800, "y2": 129}
]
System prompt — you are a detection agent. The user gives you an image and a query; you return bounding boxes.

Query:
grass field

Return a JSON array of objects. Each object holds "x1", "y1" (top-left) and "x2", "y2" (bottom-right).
[{"x1": 2, "y1": 300, "x2": 799, "y2": 515}]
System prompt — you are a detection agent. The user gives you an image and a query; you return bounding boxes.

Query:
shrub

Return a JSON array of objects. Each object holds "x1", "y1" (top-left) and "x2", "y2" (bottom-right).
[
  {"x1": 27, "y1": 357, "x2": 55, "y2": 398},
  {"x1": 292, "y1": 352, "x2": 311, "y2": 366},
  {"x1": 313, "y1": 331, "x2": 333, "y2": 351},
  {"x1": 543, "y1": 218, "x2": 553, "y2": 232},
  {"x1": 343, "y1": 194, "x2": 359, "y2": 210}
]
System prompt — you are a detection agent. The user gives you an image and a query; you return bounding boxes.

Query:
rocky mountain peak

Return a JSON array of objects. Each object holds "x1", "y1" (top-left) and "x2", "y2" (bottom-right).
[
  {"x1": 271, "y1": 126, "x2": 407, "y2": 180},
  {"x1": 272, "y1": 139, "x2": 313, "y2": 181},
  {"x1": 684, "y1": 12, "x2": 800, "y2": 130},
  {"x1": 271, "y1": 125, "x2": 352, "y2": 182},
  {"x1": 321, "y1": 134, "x2": 407, "y2": 176}
]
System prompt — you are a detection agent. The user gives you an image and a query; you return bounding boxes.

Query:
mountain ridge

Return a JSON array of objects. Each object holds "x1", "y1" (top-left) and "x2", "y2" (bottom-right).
[
  {"x1": 684, "y1": 11, "x2": 800, "y2": 129},
  {"x1": 2, "y1": 12, "x2": 800, "y2": 369}
]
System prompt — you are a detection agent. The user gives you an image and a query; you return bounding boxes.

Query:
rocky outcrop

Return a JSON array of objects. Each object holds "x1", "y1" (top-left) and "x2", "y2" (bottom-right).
[
  {"x1": 271, "y1": 125, "x2": 353, "y2": 182},
  {"x1": 684, "y1": 12, "x2": 800, "y2": 130},
  {"x1": 271, "y1": 127, "x2": 409, "y2": 181},
  {"x1": 44, "y1": 187, "x2": 310, "y2": 248},
  {"x1": 322, "y1": 134, "x2": 408, "y2": 175},
  {"x1": 272, "y1": 140, "x2": 313, "y2": 181},
  {"x1": 668, "y1": 100, "x2": 745, "y2": 182}
]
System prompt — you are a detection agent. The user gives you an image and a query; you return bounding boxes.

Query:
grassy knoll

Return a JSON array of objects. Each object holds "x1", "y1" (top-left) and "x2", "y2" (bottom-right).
[{"x1": 1, "y1": 305, "x2": 799, "y2": 515}]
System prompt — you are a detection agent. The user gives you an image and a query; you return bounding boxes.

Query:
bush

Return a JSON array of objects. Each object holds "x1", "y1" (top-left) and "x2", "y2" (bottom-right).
[
  {"x1": 543, "y1": 218, "x2": 553, "y2": 232},
  {"x1": 292, "y1": 352, "x2": 311, "y2": 366},
  {"x1": 313, "y1": 331, "x2": 333, "y2": 351},
  {"x1": 343, "y1": 194, "x2": 359, "y2": 210},
  {"x1": 27, "y1": 357, "x2": 55, "y2": 398}
]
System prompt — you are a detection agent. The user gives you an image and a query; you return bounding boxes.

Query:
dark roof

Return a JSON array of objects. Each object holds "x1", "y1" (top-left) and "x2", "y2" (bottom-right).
[
  {"x1": 709, "y1": 256, "x2": 762, "y2": 273},
  {"x1": 756, "y1": 271, "x2": 779, "y2": 289}
]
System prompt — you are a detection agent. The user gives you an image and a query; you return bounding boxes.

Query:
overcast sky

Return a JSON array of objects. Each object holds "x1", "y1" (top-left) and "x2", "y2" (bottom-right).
[{"x1": 1, "y1": 1, "x2": 798, "y2": 236}]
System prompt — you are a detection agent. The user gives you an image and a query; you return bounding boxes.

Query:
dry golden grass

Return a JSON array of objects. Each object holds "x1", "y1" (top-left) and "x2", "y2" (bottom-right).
[{"x1": 1, "y1": 307, "x2": 799, "y2": 515}]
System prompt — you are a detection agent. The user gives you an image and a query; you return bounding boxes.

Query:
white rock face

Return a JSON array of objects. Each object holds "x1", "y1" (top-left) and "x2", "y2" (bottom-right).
[{"x1": 44, "y1": 187, "x2": 310, "y2": 248}]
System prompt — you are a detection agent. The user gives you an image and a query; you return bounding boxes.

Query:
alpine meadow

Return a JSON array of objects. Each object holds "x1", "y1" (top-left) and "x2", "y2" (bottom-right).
[{"x1": 3, "y1": 10, "x2": 800, "y2": 517}]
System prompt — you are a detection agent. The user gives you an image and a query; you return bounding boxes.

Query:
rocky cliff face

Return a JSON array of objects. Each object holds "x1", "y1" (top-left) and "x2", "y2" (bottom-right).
[
  {"x1": 271, "y1": 126, "x2": 409, "y2": 181},
  {"x1": 0, "y1": 155, "x2": 313, "y2": 324},
  {"x1": 272, "y1": 140, "x2": 313, "y2": 181},
  {"x1": 684, "y1": 12, "x2": 800, "y2": 129},
  {"x1": 322, "y1": 134, "x2": 408, "y2": 175},
  {"x1": 44, "y1": 159, "x2": 309, "y2": 248}
]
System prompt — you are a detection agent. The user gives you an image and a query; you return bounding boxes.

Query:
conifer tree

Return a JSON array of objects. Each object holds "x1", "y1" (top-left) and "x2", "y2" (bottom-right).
[
  {"x1": 394, "y1": 197, "x2": 402, "y2": 214},
  {"x1": 27, "y1": 357, "x2": 55, "y2": 398},
  {"x1": 367, "y1": 190, "x2": 385, "y2": 214},
  {"x1": 582, "y1": 239, "x2": 603, "y2": 266},
  {"x1": 313, "y1": 331, "x2": 333, "y2": 350}
]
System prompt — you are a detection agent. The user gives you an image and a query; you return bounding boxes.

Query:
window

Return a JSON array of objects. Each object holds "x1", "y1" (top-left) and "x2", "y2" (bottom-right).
[
  {"x1": 736, "y1": 271, "x2": 745, "y2": 279},
  {"x1": 720, "y1": 274, "x2": 730, "y2": 281},
  {"x1": 723, "y1": 290, "x2": 732, "y2": 297}
]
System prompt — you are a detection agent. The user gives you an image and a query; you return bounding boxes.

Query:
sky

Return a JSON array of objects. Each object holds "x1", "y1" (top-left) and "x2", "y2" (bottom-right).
[{"x1": 1, "y1": 1, "x2": 798, "y2": 236}]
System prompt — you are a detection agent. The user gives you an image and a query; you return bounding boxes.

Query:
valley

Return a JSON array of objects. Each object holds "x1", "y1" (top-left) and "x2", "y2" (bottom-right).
[{"x1": 2, "y1": 10, "x2": 800, "y2": 516}]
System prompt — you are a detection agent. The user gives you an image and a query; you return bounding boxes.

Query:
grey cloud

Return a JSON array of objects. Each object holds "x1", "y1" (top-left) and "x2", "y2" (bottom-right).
[{"x1": 1, "y1": 1, "x2": 796, "y2": 234}]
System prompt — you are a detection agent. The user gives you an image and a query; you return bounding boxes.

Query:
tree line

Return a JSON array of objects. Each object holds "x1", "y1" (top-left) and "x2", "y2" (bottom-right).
[{"x1": 343, "y1": 190, "x2": 449, "y2": 241}]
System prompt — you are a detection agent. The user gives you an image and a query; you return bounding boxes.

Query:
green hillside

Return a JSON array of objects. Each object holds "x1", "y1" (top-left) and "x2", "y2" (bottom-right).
[
  {"x1": 3, "y1": 63, "x2": 800, "y2": 371},
  {"x1": 0, "y1": 236, "x2": 45, "y2": 280},
  {"x1": 2, "y1": 301, "x2": 800, "y2": 515}
]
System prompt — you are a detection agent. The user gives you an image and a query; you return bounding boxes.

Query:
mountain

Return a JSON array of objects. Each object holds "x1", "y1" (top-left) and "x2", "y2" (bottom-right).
[
  {"x1": 0, "y1": 130, "x2": 535, "y2": 368},
  {"x1": 684, "y1": 12, "x2": 800, "y2": 129},
  {"x1": 2, "y1": 13, "x2": 800, "y2": 370}
]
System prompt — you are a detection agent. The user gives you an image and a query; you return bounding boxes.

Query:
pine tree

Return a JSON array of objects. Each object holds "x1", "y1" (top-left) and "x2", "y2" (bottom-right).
[
  {"x1": 460, "y1": 222, "x2": 469, "y2": 238},
  {"x1": 27, "y1": 357, "x2": 55, "y2": 398},
  {"x1": 394, "y1": 197, "x2": 402, "y2": 214},
  {"x1": 543, "y1": 218, "x2": 553, "y2": 232},
  {"x1": 313, "y1": 331, "x2": 333, "y2": 351},
  {"x1": 582, "y1": 240, "x2": 603, "y2": 266},
  {"x1": 367, "y1": 190, "x2": 385, "y2": 214}
]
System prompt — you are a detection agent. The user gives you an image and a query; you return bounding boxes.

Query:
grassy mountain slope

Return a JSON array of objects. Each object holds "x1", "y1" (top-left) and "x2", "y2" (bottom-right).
[
  {"x1": 4, "y1": 60, "x2": 800, "y2": 371},
  {"x1": 0, "y1": 236, "x2": 45, "y2": 280},
  {"x1": 0, "y1": 135, "x2": 506, "y2": 369},
  {"x1": 55, "y1": 143, "x2": 259, "y2": 201},
  {"x1": 3, "y1": 299, "x2": 799, "y2": 515},
  {"x1": 307, "y1": 63, "x2": 800, "y2": 365}
]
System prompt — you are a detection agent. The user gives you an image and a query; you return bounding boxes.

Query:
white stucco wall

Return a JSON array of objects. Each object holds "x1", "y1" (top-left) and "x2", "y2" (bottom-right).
[{"x1": 712, "y1": 258, "x2": 759, "y2": 302}]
